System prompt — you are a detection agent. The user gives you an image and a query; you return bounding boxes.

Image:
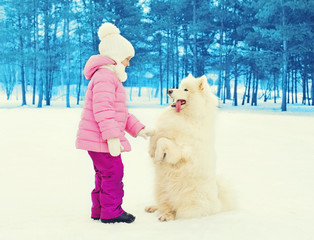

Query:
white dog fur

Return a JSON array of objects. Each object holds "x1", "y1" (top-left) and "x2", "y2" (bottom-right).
[{"x1": 146, "y1": 74, "x2": 235, "y2": 221}]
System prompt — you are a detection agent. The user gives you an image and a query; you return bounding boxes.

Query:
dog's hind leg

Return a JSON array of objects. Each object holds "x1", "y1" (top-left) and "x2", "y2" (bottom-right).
[
  {"x1": 159, "y1": 210, "x2": 176, "y2": 222},
  {"x1": 145, "y1": 205, "x2": 158, "y2": 213}
]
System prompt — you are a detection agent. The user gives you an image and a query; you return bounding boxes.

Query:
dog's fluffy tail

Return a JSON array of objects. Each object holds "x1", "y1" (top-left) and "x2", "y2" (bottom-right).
[{"x1": 216, "y1": 176, "x2": 236, "y2": 212}]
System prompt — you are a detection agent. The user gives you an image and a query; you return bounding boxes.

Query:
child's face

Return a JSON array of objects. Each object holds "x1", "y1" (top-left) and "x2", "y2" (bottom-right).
[{"x1": 121, "y1": 56, "x2": 132, "y2": 67}]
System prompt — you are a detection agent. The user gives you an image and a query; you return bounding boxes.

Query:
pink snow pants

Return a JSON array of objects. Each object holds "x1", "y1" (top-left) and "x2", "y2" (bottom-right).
[{"x1": 88, "y1": 151, "x2": 125, "y2": 219}]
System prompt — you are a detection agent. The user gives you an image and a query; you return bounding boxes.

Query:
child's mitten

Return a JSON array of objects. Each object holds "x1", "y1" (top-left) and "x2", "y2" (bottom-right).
[{"x1": 107, "y1": 138, "x2": 123, "y2": 156}]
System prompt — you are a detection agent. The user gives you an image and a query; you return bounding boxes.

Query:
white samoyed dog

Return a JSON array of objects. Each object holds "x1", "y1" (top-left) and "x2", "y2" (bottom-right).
[{"x1": 146, "y1": 74, "x2": 235, "y2": 221}]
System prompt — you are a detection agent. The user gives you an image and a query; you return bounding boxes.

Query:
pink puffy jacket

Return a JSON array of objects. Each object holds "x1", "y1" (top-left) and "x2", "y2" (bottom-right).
[{"x1": 76, "y1": 55, "x2": 145, "y2": 153}]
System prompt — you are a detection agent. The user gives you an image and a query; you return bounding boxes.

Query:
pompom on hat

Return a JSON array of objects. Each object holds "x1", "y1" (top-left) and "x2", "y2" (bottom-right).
[{"x1": 98, "y1": 23, "x2": 135, "y2": 64}]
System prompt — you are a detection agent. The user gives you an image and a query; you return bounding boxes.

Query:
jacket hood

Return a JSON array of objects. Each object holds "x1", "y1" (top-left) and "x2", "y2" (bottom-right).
[{"x1": 84, "y1": 55, "x2": 116, "y2": 80}]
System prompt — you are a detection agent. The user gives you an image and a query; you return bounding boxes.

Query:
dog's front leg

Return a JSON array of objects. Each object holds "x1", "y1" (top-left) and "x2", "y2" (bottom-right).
[{"x1": 154, "y1": 137, "x2": 182, "y2": 165}]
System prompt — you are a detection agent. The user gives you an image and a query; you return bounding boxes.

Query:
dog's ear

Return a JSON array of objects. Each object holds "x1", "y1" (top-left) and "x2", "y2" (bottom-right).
[
  {"x1": 187, "y1": 73, "x2": 193, "y2": 78},
  {"x1": 198, "y1": 75, "x2": 208, "y2": 91}
]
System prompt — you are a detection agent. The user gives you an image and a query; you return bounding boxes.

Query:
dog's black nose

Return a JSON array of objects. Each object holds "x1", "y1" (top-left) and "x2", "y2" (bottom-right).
[{"x1": 168, "y1": 89, "x2": 173, "y2": 94}]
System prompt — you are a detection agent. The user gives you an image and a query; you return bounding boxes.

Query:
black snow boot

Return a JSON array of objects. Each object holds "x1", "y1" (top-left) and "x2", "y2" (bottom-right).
[{"x1": 101, "y1": 212, "x2": 135, "y2": 224}]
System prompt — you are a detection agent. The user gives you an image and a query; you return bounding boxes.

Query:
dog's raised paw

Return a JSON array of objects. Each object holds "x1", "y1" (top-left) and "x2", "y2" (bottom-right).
[
  {"x1": 154, "y1": 148, "x2": 167, "y2": 163},
  {"x1": 154, "y1": 138, "x2": 170, "y2": 162}
]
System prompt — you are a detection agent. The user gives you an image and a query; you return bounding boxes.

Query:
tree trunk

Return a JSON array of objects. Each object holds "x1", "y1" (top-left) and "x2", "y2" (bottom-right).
[
  {"x1": 171, "y1": 29, "x2": 175, "y2": 89},
  {"x1": 156, "y1": 33, "x2": 163, "y2": 105},
  {"x1": 295, "y1": 63, "x2": 298, "y2": 103},
  {"x1": 287, "y1": 70, "x2": 290, "y2": 104},
  {"x1": 291, "y1": 68, "x2": 294, "y2": 104},
  {"x1": 233, "y1": 62, "x2": 238, "y2": 106},
  {"x1": 37, "y1": 64, "x2": 43, "y2": 108},
  {"x1": 241, "y1": 71, "x2": 249, "y2": 105},
  {"x1": 305, "y1": 74, "x2": 310, "y2": 105},
  {"x1": 65, "y1": 0, "x2": 71, "y2": 108},
  {"x1": 217, "y1": 10, "x2": 224, "y2": 98},
  {"x1": 225, "y1": 54, "x2": 231, "y2": 100},
  {"x1": 183, "y1": 25, "x2": 188, "y2": 78},
  {"x1": 127, "y1": 86, "x2": 131, "y2": 101},
  {"x1": 251, "y1": 75, "x2": 255, "y2": 106},
  {"x1": 18, "y1": 13, "x2": 26, "y2": 106},
  {"x1": 247, "y1": 68, "x2": 252, "y2": 104},
  {"x1": 91, "y1": 1, "x2": 98, "y2": 53},
  {"x1": 302, "y1": 69, "x2": 307, "y2": 104},
  {"x1": 42, "y1": 0, "x2": 49, "y2": 107},
  {"x1": 251, "y1": 70, "x2": 258, "y2": 106},
  {"x1": 32, "y1": 0, "x2": 38, "y2": 105},
  {"x1": 175, "y1": 29, "x2": 179, "y2": 88},
  {"x1": 166, "y1": 29, "x2": 170, "y2": 104},
  {"x1": 273, "y1": 72, "x2": 277, "y2": 103},
  {"x1": 311, "y1": 71, "x2": 314, "y2": 106},
  {"x1": 138, "y1": 85, "x2": 142, "y2": 97},
  {"x1": 77, "y1": 25, "x2": 82, "y2": 105},
  {"x1": 281, "y1": 0, "x2": 287, "y2": 111},
  {"x1": 192, "y1": 0, "x2": 197, "y2": 76}
]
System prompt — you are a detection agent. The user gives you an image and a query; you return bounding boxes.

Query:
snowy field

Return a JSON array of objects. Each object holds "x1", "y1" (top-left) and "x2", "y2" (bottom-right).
[{"x1": 0, "y1": 104, "x2": 314, "y2": 240}]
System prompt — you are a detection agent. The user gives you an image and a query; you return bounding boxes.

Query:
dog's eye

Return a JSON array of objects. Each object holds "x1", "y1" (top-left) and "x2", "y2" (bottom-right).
[{"x1": 184, "y1": 89, "x2": 189, "y2": 91}]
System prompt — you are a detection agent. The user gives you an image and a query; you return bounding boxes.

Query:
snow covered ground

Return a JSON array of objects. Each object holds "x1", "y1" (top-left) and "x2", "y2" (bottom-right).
[{"x1": 0, "y1": 105, "x2": 314, "y2": 240}]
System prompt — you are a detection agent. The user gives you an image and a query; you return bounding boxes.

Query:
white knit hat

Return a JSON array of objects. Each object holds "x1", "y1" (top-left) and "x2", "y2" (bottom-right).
[{"x1": 98, "y1": 23, "x2": 135, "y2": 63}]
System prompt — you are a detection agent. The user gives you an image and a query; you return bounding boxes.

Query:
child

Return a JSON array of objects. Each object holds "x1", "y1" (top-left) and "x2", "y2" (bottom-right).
[{"x1": 76, "y1": 23, "x2": 152, "y2": 224}]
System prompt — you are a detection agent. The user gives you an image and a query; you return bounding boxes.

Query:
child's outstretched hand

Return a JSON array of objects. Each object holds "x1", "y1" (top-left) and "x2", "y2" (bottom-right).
[{"x1": 137, "y1": 128, "x2": 155, "y2": 140}]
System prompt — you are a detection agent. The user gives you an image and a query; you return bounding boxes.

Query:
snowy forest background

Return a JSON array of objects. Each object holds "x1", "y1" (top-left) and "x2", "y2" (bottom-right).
[{"x1": 0, "y1": 0, "x2": 313, "y2": 111}]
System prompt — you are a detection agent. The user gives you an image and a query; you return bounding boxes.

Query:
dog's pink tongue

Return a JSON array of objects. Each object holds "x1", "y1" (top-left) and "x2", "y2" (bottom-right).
[{"x1": 175, "y1": 100, "x2": 182, "y2": 112}]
